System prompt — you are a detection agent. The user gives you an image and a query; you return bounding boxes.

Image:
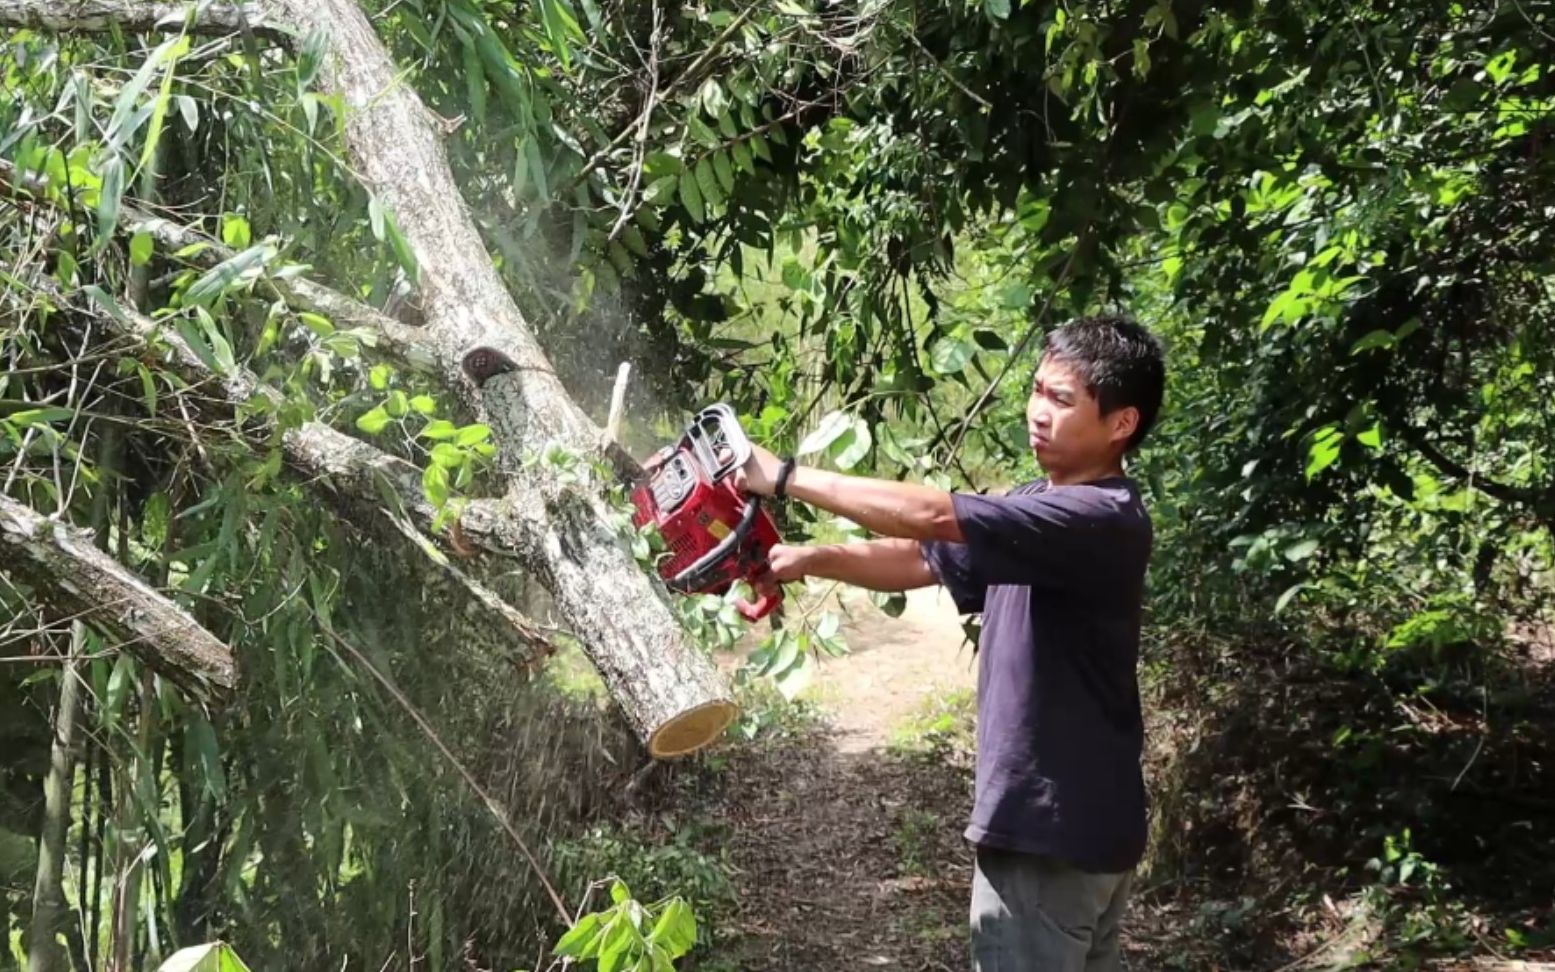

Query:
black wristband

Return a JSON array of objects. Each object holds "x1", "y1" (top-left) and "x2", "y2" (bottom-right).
[{"x1": 774, "y1": 457, "x2": 796, "y2": 499}]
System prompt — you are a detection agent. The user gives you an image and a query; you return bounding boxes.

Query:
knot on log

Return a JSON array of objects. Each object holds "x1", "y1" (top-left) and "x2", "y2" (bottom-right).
[{"x1": 462, "y1": 346, "x2": 518, "y2": 385}]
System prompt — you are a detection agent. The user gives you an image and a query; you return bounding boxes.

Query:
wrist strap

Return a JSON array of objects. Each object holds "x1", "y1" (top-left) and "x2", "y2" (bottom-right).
[{"x1": 774, "y1": 457, "x2": 796, "y2": 499}]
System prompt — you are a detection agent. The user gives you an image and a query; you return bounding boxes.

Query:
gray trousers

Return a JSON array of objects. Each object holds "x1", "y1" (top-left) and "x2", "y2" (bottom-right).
[{"x1": 970, "y1": 847, "x2": 1133, "y2": 972}]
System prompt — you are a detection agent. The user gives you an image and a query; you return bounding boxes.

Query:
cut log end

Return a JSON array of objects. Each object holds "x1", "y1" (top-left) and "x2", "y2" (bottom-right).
[{"x1": 646, "y1": 699, "x2": 738, "y2": 758}]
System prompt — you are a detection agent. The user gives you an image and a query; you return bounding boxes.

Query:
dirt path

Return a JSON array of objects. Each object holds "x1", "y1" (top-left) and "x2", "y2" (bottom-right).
[
  {"x1": 693, "y1": 588, "x2": 980, "y2": 970},
  {"x1": 812, "y1": 586, "x2": 978, "y2": 753}
]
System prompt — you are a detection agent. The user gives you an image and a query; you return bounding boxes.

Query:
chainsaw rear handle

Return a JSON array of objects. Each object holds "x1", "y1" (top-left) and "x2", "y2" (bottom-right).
[
  {"x1": 666, "y1": 494, "x2": 781, "y2": 619},
  {"x1": 735, "y1": 590, "x2": 781, "y2": 622}
]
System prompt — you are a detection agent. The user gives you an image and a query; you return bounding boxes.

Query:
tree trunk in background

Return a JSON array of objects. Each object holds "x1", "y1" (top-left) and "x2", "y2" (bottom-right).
[{"x1": 23, "y1": 631, "x2": 82, "y2": 972}]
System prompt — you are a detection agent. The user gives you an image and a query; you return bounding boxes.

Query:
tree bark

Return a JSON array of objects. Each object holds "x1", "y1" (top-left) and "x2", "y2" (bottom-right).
[
  {"x1": 0, "y1": 0, "x2": 290, "y2": 39},
  {"x1": 0, "y1": 494, "x2": 236, "y2": 700}
]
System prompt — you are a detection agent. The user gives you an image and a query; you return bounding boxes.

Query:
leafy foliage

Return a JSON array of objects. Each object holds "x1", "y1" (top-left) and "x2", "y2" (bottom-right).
[{"x1": 3, "y1": 0, "x2": 1555, "y2": 967}]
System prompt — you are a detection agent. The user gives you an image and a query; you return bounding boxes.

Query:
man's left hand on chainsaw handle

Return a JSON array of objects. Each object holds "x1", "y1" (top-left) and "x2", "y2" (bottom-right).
[{"x1": 732, "y1": 443, "x2": 785, "y2": 497}]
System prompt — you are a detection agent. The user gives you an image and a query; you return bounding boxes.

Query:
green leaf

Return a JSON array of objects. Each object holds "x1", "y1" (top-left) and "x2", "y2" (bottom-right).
[
  {"x1": 643, "y1": 176, "x2": 679, "y2": 206},
  {"x1": 1283, "y1": 539, "x2": 1320, "y2": 562},
  {"x1": 455, "y1": 424, "x2": 492, "y2": 446},
  {"x1": 410, "y1": 395, "x2": 437, "y2": 415},
  {"x1": 610, "y1": 880, "x2": 630, "y2": 905},
  {"x1": 554, "y1": 913, "x2": 604, "y2": 958},
  {"x1": 647, "y1": 898, "x2": 697, "y2": 959},
  {"x1": 96, "y1": 155, "x2": 124, "y2": 249},
  {"x1": 298, "y1": 311, "x2": 333, "y2": 336},
  {"x1": 420, "y1": 419, "x2": 457, "y2": 440},
  {"x1": 462, "y1": 39, "x2": 487, "y2": 124},
  {"x1": 712, "y1": 152, "x2": 736, "y2": 194},
  {"x1": 769, "y1": 632, "x2": 800, "y2": 675},
  {"x1": 155, "y1": 942, "x2": 252, "y2": 972},
  {"x1": 385, "y1": 390, "x2": 409, "y2": 418},
  {"x1": 382, "y1": 208, "x2": 420, "y2": 282},
  {"x1": 930, "y1": 335, "x2": 973, "y2": 375},
  {"x1": 356, "y1": 406, "x2": 392, "y2": 434},
  {"x1": 174, "y1": 316, "x2": 229, "y2": 376},
  {"x1": 797, "y1": 410, "x2": 851, "y2": 456},
  {"x1": 1305, "y1": 426, "x2": 1343, "y2": 480},
  {"x1": 139, "y1": 36, "x2": 189, "y2": 170},
  {"x1": 430, "y1": 443, "x2": 465, "y2": 468},
  {"x1": 679, "y1": 170, "x2": 705, "y2": 223},
  {"x1": 695, "y1": 159, "x2": 723, "y2": 212},
  {"x1": 184, "y1": 244, "x2": 273, "y2": 306},
  {"x1": 1349, "y1": 330, "x2": 1395, "y2": 354},
  {"x1": 774, "y1": 651, "x2": 813, "y2": 699},
  {"x1": 221, "y1": 214, "x2": 252, "y2": 248},
  {"x1": 107, "y1": 35, "x2": 180, "y2": 149},
  {"x1": 423, "y1": 463, "x2": 451, "y2": 507},
  {"x1": 129, "y1": 231, "x2": 154, "y2": 266},
  {"x1": 985, "y1": 0, "x2": 1011, "y2": 19},
  {"x1": 831, "y1": 418, "x2": 872, "y2": 470},
  {"x1": 1357, "y1": 424, "x2": 1383, "y2": 450},
  {"x1": 82, "y1": 284, "x2": 132, "y2": 324},
  {"x1": 1274, "y1": 583, "x2": 1305, "y2": 615},
  {"x1": 5, "y1": 407, "x2": 76, "y2": 427},
  {"x1": 176, "y1": 95, "x2": 199, "y2": 132},
  {"x1": 642, "y1": 152, "x2": 683, "y2": 180},
  {"x1": 732, "y1": 140, "x2": 755, "y2": 173},
  {"x1": 188, "y1": 715, "x2": 226, "y2": 800}
]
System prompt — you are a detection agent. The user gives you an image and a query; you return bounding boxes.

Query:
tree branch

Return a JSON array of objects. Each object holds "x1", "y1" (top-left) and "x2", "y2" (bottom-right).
[
  {"x1": 0, "y1": 493, "x2": 237, "y2": 701},
  {"x1": 0, "y1": 0, "x2": 292, "y2": 40},
  {"x1": 0, "y1": 159, "x2": 442, "y2": 376},
  {"x1": 29, "y1": 278, "x2": 561, "y2": 665},
  {"x1": 1398, "y1": 424, "x2": 1553, "y2": 520}
]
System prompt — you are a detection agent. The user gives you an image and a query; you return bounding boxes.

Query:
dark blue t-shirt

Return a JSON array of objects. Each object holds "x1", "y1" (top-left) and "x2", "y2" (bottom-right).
[{"x1": 921, "y1": 477, "x2": 1151, "y2": 874}]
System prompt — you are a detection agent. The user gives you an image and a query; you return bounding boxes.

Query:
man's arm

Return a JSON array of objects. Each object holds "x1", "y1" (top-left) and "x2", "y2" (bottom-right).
[
  {"x1": 771, "y1": 538, "x2": 937, "y2": 592},
  {"x1": 737, "y1": 446, "x2": 963, "y2": 543}
]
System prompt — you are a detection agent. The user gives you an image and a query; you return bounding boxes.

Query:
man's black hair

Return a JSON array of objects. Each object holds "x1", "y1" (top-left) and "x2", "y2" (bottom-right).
[{"x1": 1040, "y1": 314, "x2": 1166, "y2": 451}]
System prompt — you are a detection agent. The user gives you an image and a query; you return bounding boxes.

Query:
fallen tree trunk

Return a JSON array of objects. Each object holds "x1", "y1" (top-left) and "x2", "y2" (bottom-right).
[
  {"x1": 271, "y1": 0, "x2": 736, "y2": 755},
  {"x1": 0, "y1": 0, "x2": 290, "y2": 39},
  {"x1": 0, "y1": 493, "x2": 236, "y2": 700}
]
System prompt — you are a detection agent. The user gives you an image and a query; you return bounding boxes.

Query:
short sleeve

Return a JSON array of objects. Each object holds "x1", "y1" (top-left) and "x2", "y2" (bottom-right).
[
  {"x1": 948, "y1": 484, "x2": 1141, "y2": 589},
  {"x1": 920, "y1": 540, "x2": 987, "y2": 615}
]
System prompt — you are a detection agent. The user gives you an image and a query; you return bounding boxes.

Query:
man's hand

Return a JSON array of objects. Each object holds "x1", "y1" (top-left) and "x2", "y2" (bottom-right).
[
  {"x1": 767, "y1": 543, "x2": 809, "y2": 582},
  {"x1": 751, "y1": 543, "x2": 811, "y2": 600},
  {"x1": 733, "y1": 443, "x2": 786, "y2": 497}
]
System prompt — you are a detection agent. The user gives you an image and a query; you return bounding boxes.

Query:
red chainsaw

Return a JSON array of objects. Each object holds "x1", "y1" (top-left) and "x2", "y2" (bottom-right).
[{"x1": 630, "y1": 404, "x2": 784, "y2": 621}]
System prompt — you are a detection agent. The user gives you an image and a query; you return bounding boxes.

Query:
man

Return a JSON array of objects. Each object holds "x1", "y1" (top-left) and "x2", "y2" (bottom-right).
[{"x1": 734, "y1": 314, "x2": 1166, "y2": 971}]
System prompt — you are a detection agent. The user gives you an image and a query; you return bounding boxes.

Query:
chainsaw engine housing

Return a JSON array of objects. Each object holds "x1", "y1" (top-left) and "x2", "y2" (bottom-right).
[{"x1": 630, "y1": 405, "x2": 782, "y2": 619}]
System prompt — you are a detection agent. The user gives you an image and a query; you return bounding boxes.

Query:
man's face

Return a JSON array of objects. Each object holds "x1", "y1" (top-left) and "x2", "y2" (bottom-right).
[{"x1": 1025, "y1": 356, "x2": 1135, "y2": 473}]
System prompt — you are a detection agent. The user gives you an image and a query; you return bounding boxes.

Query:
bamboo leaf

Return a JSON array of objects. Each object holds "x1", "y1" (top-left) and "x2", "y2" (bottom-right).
[
  {"x1": 139, "y1": 36, "x2": 190, "y2": 170},
  {"x1": 96, "y1": 155, "x2": 123, "y2": 251}
]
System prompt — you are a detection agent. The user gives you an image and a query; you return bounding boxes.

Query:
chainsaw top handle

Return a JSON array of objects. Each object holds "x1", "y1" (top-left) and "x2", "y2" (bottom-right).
[{"x1": 687, "y1": 403, "x2": 752, "y2": 482}]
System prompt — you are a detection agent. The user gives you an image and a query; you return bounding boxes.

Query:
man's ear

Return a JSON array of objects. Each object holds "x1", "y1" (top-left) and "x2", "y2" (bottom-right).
[{"x1": 1108, "y1": 406, "x2": 1140, "y2": 446}]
